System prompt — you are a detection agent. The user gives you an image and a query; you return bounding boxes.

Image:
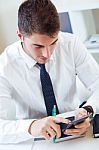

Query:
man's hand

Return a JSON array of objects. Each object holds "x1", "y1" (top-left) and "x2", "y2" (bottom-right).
[
  {"x1": 29, "y1": 116, "x2": 69, "y2": 140},
  {"x1": 64, "y1": 108, "x2": 90, "y2": 135}
]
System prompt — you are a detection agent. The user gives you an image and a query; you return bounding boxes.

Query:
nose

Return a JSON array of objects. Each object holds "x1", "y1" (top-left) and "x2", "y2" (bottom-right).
[{"x1": 42, "y1": 47, "x2": 50, "y2": 58}]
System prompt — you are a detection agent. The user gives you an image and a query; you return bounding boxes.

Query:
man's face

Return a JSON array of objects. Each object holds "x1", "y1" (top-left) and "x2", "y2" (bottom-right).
[{"x1": 22, "y1": 33, "x2": 58, "y2": 64}]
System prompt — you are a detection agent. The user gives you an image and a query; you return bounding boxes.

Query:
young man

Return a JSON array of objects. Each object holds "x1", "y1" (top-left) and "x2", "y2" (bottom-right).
[{"x1": 0, "y1": 0, "x2": 99, "y2": 143}]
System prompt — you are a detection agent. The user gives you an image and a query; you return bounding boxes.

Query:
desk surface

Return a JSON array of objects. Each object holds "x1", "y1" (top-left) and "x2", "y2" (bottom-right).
[
  {"x1": 0, "y1": 130, "x2": 99, "y2": 150},
  {"x1": 0, "y1": 139, "x2": 33, "y2": 150},
  {"x1": 32, "y1": 129, "x2": 99, "y2": 150}
]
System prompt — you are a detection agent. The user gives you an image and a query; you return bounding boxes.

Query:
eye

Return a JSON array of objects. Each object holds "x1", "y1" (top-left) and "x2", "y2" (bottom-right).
[
  {"x1": 35, "y1": 46, "x2": 41, "y2": 48},
  {"x1": 33, "y1": 45, "x2": 44, "y2": 49}
]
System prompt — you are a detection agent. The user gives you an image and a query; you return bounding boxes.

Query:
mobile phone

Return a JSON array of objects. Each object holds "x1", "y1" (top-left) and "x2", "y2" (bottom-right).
[
  {"x1": 61, "y1": 114, "x2": 91, "y2": 132},
  {"x1": 55, "y1": 115, "x2": 89, "y2": 143}
]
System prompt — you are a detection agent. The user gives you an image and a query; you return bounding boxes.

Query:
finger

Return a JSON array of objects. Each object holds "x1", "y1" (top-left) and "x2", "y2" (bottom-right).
[
  {"x1": 64, "y1": 128, "x2": 87, "y2": 135},
  {"x1": 47, "y1": 126, "x2": 56, "y2": 139},
  {"x1": 49, "y1": 121, "x2": 61, "y2": 138},
  {"x1": 42, "y1": 130, "x2": 51, "y2": 140},
  {"x1": 75, "y1": 108, "x2": 87, "y2": 118},
  {"x1": 54, "y1": 117, "x2": 70, "y2": 124},
  {"x1": 64, "y1": 119, "x2": 90, "y2": 135},
  {"x1": 75, "y1": 119, "x2": 90, "y2": 129},
  {"x1": 51, "y1": 117, "x2": 71, "y2": 138},
  {"x1": 65, "y1": 128, "x2": 80, "y2": 135},
  {"x1": 40, "y1": 116, "x2": 61, "y2": 139}
]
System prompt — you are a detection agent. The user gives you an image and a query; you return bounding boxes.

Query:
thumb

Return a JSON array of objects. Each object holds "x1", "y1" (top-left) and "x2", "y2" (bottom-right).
[{"x1": 54, "y1": 117, "x2": 70, "y2": 124}]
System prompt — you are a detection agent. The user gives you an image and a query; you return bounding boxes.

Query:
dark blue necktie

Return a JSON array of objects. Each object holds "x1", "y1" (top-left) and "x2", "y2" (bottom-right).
[{"x1": 38, "y1": 64, "x2": 59, "y2": 116}]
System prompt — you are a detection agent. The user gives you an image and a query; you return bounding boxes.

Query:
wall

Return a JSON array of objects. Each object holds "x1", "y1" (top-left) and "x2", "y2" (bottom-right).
[
  {"x1": 0, "y1": 0, "x2": 22, "y2": 53},
  {"x1": 93, "y1": 9, "x2": 99, "y2": 33},
  {"x1": 52, "y1": 0, "x2": 99, "y2": 12},
  {"x1": 69, "y1": 10, "x2": 96, "y2": 42}
]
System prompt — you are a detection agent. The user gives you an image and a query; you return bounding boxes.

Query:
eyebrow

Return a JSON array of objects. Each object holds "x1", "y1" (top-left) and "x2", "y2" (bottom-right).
[{"x1": 33, "y1": 39, "x2": 58, "y2": 47}]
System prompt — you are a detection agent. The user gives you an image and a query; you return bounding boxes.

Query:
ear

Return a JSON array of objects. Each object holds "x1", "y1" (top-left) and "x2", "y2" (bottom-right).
[{"x1": 17, "y1": 30, "x2": 23, "y2": 41}]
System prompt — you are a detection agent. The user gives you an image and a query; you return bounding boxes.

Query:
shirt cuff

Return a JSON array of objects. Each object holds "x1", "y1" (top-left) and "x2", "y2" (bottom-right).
[
  {"x1": 15, "y1": 119, "x2": 36, "y2": 142},
  {"x1": 17, "y1": 119, "x2": 35, "y2": 134}
]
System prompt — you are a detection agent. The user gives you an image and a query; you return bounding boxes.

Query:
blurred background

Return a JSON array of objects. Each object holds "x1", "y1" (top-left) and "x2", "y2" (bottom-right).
[{"x1": 0, "y1": 0, "x2": 22, "y2": 53}]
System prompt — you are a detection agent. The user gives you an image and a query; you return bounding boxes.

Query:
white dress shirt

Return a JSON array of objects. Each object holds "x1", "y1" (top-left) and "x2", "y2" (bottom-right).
[{"x1": 0, "y1": 32, "x2": 99, "y2": 143}]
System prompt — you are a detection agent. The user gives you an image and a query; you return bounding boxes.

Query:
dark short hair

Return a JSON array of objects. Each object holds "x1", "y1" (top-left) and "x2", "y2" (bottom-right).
[{"x1": 18, "y1": 0, "x2": 60, "y2": 37}]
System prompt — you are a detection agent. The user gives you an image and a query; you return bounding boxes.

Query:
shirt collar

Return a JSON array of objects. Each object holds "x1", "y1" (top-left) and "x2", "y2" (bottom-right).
[{"x1": 19, "y1": 41, "x2": 55, "y2": 69}]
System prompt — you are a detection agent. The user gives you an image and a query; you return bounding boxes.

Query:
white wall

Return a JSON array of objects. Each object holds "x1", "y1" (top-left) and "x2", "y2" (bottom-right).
[
  {"x1": 69, "y1": 10, "x2": 96, "y2": 42},
  {"x1": 93, "y1": 9, "x2": 99, "y2": 33},
  {"x1": 52, "y1": 0, "x2": 99, "y2": 12},
  {"x1": 0, "y1": 0, "x2": 22, "y2": 53}
]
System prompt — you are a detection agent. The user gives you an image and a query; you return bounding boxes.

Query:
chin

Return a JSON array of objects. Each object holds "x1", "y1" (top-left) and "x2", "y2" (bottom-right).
[{"x1": 38, "y1": 60, "x2": 48, "y2": 64}]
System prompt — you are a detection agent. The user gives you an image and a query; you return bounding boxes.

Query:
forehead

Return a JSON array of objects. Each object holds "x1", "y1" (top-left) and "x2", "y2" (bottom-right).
[{"x1": 25, "y1": 33, "x2": 58, "y2": 45}]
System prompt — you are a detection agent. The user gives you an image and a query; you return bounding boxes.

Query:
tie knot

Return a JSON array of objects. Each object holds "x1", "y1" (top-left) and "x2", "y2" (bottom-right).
[{"x1": 37, "y1": 63, "x2": 46, "y2": 71}]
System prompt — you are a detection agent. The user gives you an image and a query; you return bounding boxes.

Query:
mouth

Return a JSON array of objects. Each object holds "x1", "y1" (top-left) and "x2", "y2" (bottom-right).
[{"x1": 38, "y1": 57, "x2": 48, "y2": 64}]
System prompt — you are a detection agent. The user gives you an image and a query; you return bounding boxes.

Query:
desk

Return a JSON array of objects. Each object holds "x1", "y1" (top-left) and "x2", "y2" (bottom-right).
[
  {"x1": 0, "y1": 129, "x2": 99, "y2": 150},
  {"x1": 32, "y1": 129, "x2": 99, "y2": 150},
  {"x1": 0, "y1": 139, "x2": 33, "y2": 150},
  {"x1": 0, "y1": 111, "x2": 99, "y2": 150}
]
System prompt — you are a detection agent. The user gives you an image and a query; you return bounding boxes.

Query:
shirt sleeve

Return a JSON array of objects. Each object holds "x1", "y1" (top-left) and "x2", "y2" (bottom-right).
[
  {"x1": 0, "y1": 119, "x2": 34, "y2": 144},
  {"x1": 74, "y1": 37, "x2": 99, "y2": 113},
  {"x1": 0, "y1": 76, "x2": 35, "y2": 144}
]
